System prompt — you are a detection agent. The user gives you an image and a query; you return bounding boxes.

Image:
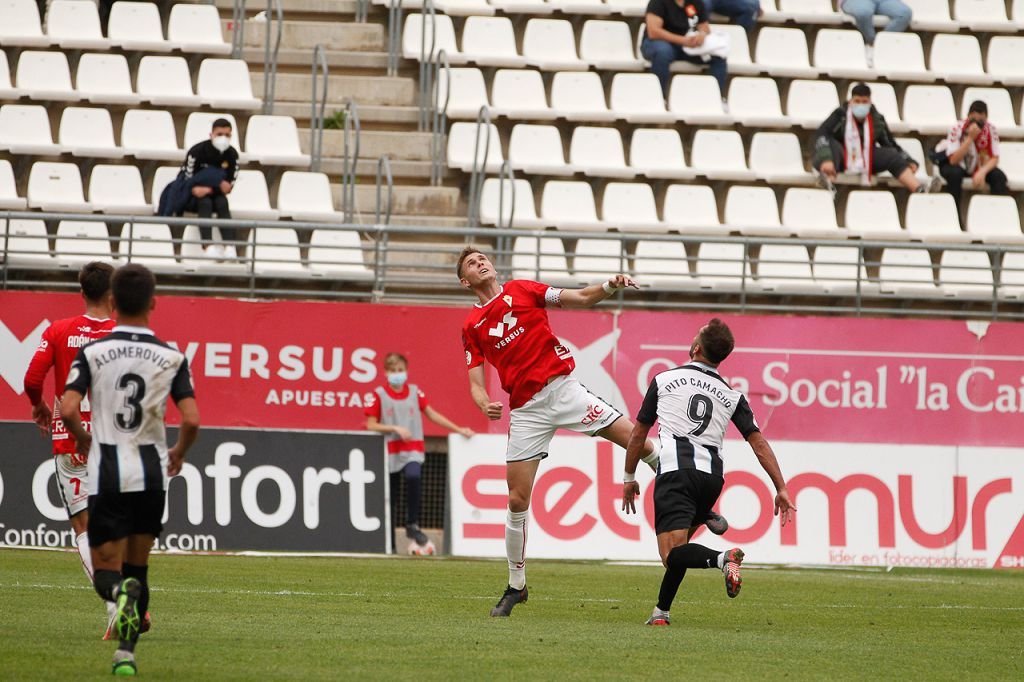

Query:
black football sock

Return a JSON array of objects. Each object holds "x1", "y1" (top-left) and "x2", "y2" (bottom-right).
[
  {"x1": 656, "y1": 566, "x2": 686, "y2": 612},
  {"x1": 94, "y1": 569, "x2": 121, "y2": 602},
  {"x1": 122, "y1": 563, "x2": 149, "y2": 618},
  {"x1": 667, "y1": 543, "x2": 722, "y2": 570},
  {"x1": 404, "y1": 463, "x2": 423, "y2": 528}
]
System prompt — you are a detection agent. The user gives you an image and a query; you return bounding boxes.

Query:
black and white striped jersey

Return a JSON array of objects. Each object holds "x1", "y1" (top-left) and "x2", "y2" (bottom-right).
[
  {"x1": 637, "y1": 362, "x2": 760, "y2": 477},
  {"x1": 65, "y1": 325, "x2": 194, "y2": 495}
]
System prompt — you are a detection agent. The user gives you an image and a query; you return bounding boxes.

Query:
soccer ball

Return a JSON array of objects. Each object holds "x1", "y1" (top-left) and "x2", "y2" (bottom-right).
[{"x1": 408, "y1": 539, "x2": 436, "y2": 556}]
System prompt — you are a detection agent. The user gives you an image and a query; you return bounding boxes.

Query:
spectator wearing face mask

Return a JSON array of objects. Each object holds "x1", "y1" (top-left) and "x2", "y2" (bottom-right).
[
  {"x1": 839, "y1": 0, "x2": 913, "y2": 66},
  {"x1": 811, "y1": 83, "x2": 934, "y2": 197},
  {"x1": 364, "y1": 352, "x2": 474, "y2": 554},
  {"x1": 932, "y1": 100, "x2": 1009, "y2": 214}
]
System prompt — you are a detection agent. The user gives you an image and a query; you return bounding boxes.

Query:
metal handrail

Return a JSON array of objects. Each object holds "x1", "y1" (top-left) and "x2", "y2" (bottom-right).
[
  {"x1": 429, "y1": 49, "x2": 451, "y2": 187},
  {"x1": 465, "y1": 106, "x2": 493, "y2": 228},
  {"x1": 310, "y1": 44, "x2": 329, "y2": 172},
  {"x1": 355, "y1": 0, "x2": 370, "y2": 22},
  {"x1": 261, "y1": 0, "x2": 284, "y2": 115},
  {"x1": 342, "y1": 98, "x2": 362, "y2": 223},
  {"x1": 418, "y1": 0, "x2": 438, "y2": 131},
  {"x1": 230, "y1": 0, "x2": 247, "y2": 58},
  {"x1": 386, "y1": 0, "x2": 403, "y2": 77},
  {"x1": 493, "y1": 160, "x2": 516, "y2": 279},
  {"x1": 375, "y1": 156, "x2": 394, "y2": 226}
]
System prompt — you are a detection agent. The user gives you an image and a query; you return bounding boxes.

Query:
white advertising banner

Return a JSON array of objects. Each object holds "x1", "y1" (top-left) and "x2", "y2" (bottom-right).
[{"x1": 448, "y1": 435, "x2": 1024, "y2": 568}]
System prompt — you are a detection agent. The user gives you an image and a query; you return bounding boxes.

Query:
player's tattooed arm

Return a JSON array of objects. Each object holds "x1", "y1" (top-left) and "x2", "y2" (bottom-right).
[
  {"x1": 747, "y1": 431, "x2": 796, "y2": 527},
  {"x1": 559, "y1": 274, "x2": 639, "y2": 309},
  {"x1": 468, "y1": 365, "x2": 503, "y2": 420}
]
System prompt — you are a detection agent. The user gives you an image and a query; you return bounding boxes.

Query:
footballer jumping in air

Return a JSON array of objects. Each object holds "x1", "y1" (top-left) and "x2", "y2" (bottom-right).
[{"x1": 622, "y1": 319, "x2": 796, "y2": 626}]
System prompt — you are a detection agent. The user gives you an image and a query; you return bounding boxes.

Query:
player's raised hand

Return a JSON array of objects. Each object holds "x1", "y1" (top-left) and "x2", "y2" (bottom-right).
[
  {"x1": 484, "y1": 401, "x2": 504, "y2": 420},
  {"x1": 774, "y1": 488, "x2": 796, "y2": 527},
  {"x1": 31, "y1": 402, "x2": 52, "y2": 436},
  {"x1": 622, "y1": 481, "x2": 640, "y2": 514},
  {"x1": 606, "y1": 274, "x2": 639, "y2": 291},
  {"x1": 168, "y1": 443, "x2": 186, "y2": 477}
]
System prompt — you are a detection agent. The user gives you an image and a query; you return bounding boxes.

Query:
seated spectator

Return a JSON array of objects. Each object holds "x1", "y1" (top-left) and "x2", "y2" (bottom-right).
[
  {"x1": 642, "y1": 0, "x2": 728, "y2": 98},
  {"x1": 812, "y1": 83, "x2": 934, "y2": 196},
  {"x1": 704, "y1": 0, "x2": 761, "y2": 32},
  {"x1": 839, "y1": 0, "x2": 913, "y2": 66},
  {"x1": 932, "y1": 100, "x2": 1009, "y2": 214}
]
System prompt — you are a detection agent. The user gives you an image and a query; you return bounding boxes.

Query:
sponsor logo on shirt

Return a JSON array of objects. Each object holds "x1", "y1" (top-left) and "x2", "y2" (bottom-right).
[{"x1": 488, "y1": 311, "x2": 519, "y2": 338}]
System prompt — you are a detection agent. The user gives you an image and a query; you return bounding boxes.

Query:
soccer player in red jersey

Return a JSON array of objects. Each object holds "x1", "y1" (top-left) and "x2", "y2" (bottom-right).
[
  {"x1": 23, "y1": 262, "x2": 121, "y2": 636},
  {"x1": 458, "y1": 247, "x2": 663, "y2": 616}
]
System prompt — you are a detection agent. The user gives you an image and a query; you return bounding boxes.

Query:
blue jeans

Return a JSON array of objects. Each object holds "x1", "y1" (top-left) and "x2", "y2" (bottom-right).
[
  {"x1": 704, "y1": 0, "x2": 760, "y2": 32},
  {"x1": 641, "y1": 36, "x2": 728, "y2": 96},
  {"x1": 841, "y1": 0, "x2": 912, "y2": 44}
]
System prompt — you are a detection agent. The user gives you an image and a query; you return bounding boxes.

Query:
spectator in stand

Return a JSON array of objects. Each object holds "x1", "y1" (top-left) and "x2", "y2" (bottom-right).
[
  {"x1": 812, "y1": 83, "x2": 934, "y2": 196},
  {"x1": 933, "y1": 100, "x2": 1009, "y2": 214},
  {"x1": 704, "y1": 0, "x2": 761, "y2": 32},
  {"x1": 642, "y1": 0, "x2": 729, "y2": 98},
  {"x1": 839, "y1": 0, "x2": 913, "y2": 66},
  {"x1": 365, "y1": 352, "x2": 474, "y2": 554}
]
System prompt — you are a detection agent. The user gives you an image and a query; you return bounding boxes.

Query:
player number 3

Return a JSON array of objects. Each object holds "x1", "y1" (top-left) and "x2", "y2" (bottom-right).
[{"x1": 115, "y1": 373, "x2": 146, "y2": 432}]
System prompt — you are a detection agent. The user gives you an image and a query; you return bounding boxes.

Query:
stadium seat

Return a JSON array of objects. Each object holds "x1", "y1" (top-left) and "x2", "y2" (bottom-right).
[
  {"x1": 813, "y1": 29, "x2": 873, "y2": 80},
  {"x1": 902, "y1": 0, "x2": 961, "y2": 31},
  {"x1": 3, "y1": 219, "x2": 51, "y2": 262},
  {"x1": 1000, "y1": 142, "x2": 1024, "y2": 189},
  {"x1": 879, "y1": 247, "x2": 937, "y2": 294},
  {"x1": 786, "y1": 79, "x2": 839, "y2": 129},
  {"x1": 89, "y1": 165, "x2": 150, "y2": 214},
  {"x1": 308, "y1": 229, "x2": 372, "y2": 278},
  {"x1": 845, "y1": 190, "x2": 906, "y2": 239},
  {"x1": 402, "y1": 13, "x2": 463, "y2": 62},
  {"x1": 668, "y1": 75, "x2": 731, "y2": 125},
  {"x1": 551, "y1": 0, "x2": 614, "y2": 14},
  {"x1": 602, "y1": 182, "x2": 664, "y2": 232},
  {"x1": 0, "y1": 49, "x2": 17, "y2": 99},
  {"x1": 632, "y1": 240, "x2": 693, "y2": 288},
  {"x1": 122, "y1": 110, "x2": 182, "y2": 161},
  {"x1": 446, "y1": 121, "x2": 503, "y2": 173},
  {"x1": 754, "y1": 27, "x2": 816, "y2": 78},
  {"x1": 107, "y1": 1, "x2": 170, "y2": 52},
  {"x1": 987, "y1": 37, "x2": 1024, "y2": 86},
  {"x1": 939, "y1": 250, "x2": 994, "y2": 297},
  {"x1": 663, "y1": 184, "x2": 726, "y2": 234},
  {"x1": 76, "y1": 53, "x2": 140, "y2": 105},
  {"x1": 690, "y1": 130, "x2": 756, "y2": 181},
  {"x1": 570, "y1": 127, "x2": 634, "y2": 178},
  {"x1": 197, "y1": 59, "x2": 261, "y2": 110},
  {"x1": 522, "y1": 19, "x2": 587, "y2": 71},
  {"x1": 813, "y1": 245, "x2": 870, "y2": 294},
  {"x1": 479, "y1": 177, "x2": 547, "y2": 228},
  {"x1": 508, "y1": 124, "x2": 572, "y2": 176},
  {"x1": 905, "y1": 193, "x2": 969, "y2": 243},
  {"x1": 874, "y1": 33, "x2": 932, "y2": 82},
  {"x1": 755, "y1": 244, "x2": 816, "y2": 292},
  {"x1": 244, "y1": 116, "x2": 310, "y2": 167},
  {"x1": 727, "y1": 77, "x2": 790, "y2": 128},
  {"x1": 966, "y1": 195, "x2": 1024, "y2": 243},
  {"x1": 902, "y1": 85, "x2": 956, "y2": 135},
  {"x1": 183, "y1": 112, "x2": 241, "y2": 151},
  {"x1": 59, "y1": 107, "x2": 123, "y2": 159},
  {"x1": 168, "y1": 3, "x2": 232, "y2": 54},
  {"x1": 929, "y1": 35, "x2": 992, "y2": 86},
  {"x1": 489, "y1": 0, "x2": 554, "y2": 13},
  {"x1": 580, "y1": 20, "x2": 643, "y2": 71},
  {"x1": 777, "y1": 0, "x2": 843, "y2": 23},
  {"x1": 550, "y1": 72, "x2": 615, "y2": 121},
  {"x1": 137, "y1": 56, "x2": 201, "y2": 107},
  {"x1": 118, "y1": 223, "x2": 176, "y2": 267},
  {"x1": 46, "y1": 0, "x2": 108, "y2": 49},
  {"x1": 541, "y1": 180, "x2": 604, "y2": 231},
  {"x1": 0, "y1": 159, "x2": 26, "y2": 209},
  {"x1": 953, "y1": 0, "x2": 1017, "y2": 32},
  {"x1": 461, "y1": 16, "x2": 527, "y2": 68},
  {"x1": 696, "y1": 242, "x2": 750, "y2": 290},
  {"x1": 892, "y1": 137, "x2": 929, "y2": 183},
  {"x1": 0, "y1": 0, "x2": 50, "y2": 46},
  {"x1": 0, "y1": 104, "x2": 62, "y2": 155},
  {"x1": 848, "y1": 82, "x2": 905, "y2": 133},
  {"x1": 249, "y1": 228, "x2": 307, "y2": 276},
  {"x1": 180, "y1": 225, "x2": 240, "y2": 271},
  {"x1": 1000, "y1": 252, "x2": 1024, "y2": 298},
  {"x1": 229, "y1": 170, "x2": 280, "y2": 220},
  {"x1": 609, "y1": 73, "x2": 673, "y2": 123},
  {"x1": 748, "y1": 132, "x2": 814, "y2": 185},
  {"x1": 28, "y1": 162, "x2": 91, "y2": 212},
  {"x1": 711, "y1": 24, "x2": 759, "y2": 76},
  {"x1": 55, "y1": 220, "x2": 111, "y2": 263},
  {"x1": 434, "y1": 0, "x2": 495, "y2": 15},
  {"x1": 781, "y1": 188, "x2": 844, "y2": 239},
  {"x1": 277, "y1": 171, "x2": 342, "y2": 222},
  {"x1": 511, "y1": 236, "x2": 574, "y2": 285},
  {"x1": 724, "y1": 186, "x2": 789, "y2": 236},
  {"x1": 491, "y1": 69, "x2": 555, "y2": 120},
  {"x1": 16, "y1": 51, "x2": 78, "y2": 101},
  {"x1": 959, "y1": 88, "x2": 1022, "y2": 138},
  {"x1": 149, "y1": 166, "x2": 180, "y2": 208},
  {"x1": 629, "y1": 128, "x2": 696, "y2": 180},
  {"x1": 572, "y1": 239, "x2": 624, "y2": 283},
  {"x1": 440, "y1": 68, "x2": 490, "y2": 120}
]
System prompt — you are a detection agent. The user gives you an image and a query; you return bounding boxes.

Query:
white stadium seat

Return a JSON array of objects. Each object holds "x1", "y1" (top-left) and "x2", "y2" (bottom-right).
[
  {"x1": 522, "y1": 19, "x2": 587, "y2": 71},
  {"x1": 929, "y1": 34, "x2": 992, "y2": 86},
  {"x1": 668, "y1": 75, "x2": 731, "y2": 125},
  {"x1": 541, "y1": 180, "x2": 605, "y2": 231},
  {"x1": 168, "y1": 4, "x2": 232, "y2": 54},
  {"x1": 1001, "y1": 252, "x2": 1024, "y2": 298},
  {"x1": 434, "y1": 0, "x2": 495, "y2": 15},
  {"x1": 89, "y1": 165, "x2": 151, "y2": 214},
  {"x1": 778, "y1": 0, "x2": 843, "y2": 23},
  {"x1": 551, "y1": 72, "x2": 615, "y2": 121},
  {"x1": 183, "y1": 112, "x2": 241, "y2": 151},
  {"x1": 892, "y1": 137, "x2": 929, "y2": 183},
  {"x1": 119, "y1": 223, "x2": 176, "y2": 268},
  {"x1": 77, "y1": 53, "x2": 141, "y2": 105},
  {"x1": 108, "y1": 1, "x2": 170, "y2": 52},
  {"x1": 46, "y1": 0, "x2": 108, "y2": 49},
  {"x1": 572, "y1": 239, "x2": 623, "y2": 283},
  {"x1": 664, "y1": 184, "x2": 726, "y2": 234},
  {"x1": 149, "y1": 166, "x2": 180, "y2": 208},
  {"x1": 606, "y1": 0, "x2": 646, "y2": 16},
  {"x1": 696, "y1": 242, "x2": 750, "y2": 290},
  {"x1": 4, "y1": 219, "x2": 51, "y2": 262},
  {"x1": 960, "y1": 87, "x2": 1023, "y2": 138},
  {"x1": 749, "y1": 132, "x2": 814, "y2": 185},
  {"x1": 580, "y1": 20, "x2": 643, "y2": 71},
  {"x1": 0, "y1": 0, "x2": 50, "y2": 47},
  {"x1": 308, "y1": 229, "x2": 371, "y2": 278},
  {"x1": 879, "y1": 247, "x2": 937, "y2": 294},
  {"x1": 905, "y1": 193, "x2": 968, "y2": 243},
  {"x1": 122, "y1": 110, "x2": 182, "y2": 161},
  {"x1": 402, "y1": 13, "x2": 463, "y2": 62},
  {"x1": 712, "y1": 24, "x2": 758, "y2": 75},
  {"x1": 508, "y1": 124, "x2": 572, "y2": 176},
  {"x1": 813, "y1": 245, "x2": 869, "y2": 294},
  {"x1": 250, "y1": 228, "x2": 307, "y2": 276},
  {"x1": 229, "y1": 170, "x2": 280, "y2": 220},
  {"x1": 845, "y1": 190, "x2": 906, "y2": 239},
  {"x1": 756, "y1": 244, "x2": 816, "y2": 292},
  {"x1": 690, "y1": 130, "x2": 756, "y2": 181},
  {"x1": 787, "y1": 79, "x2": 839, "y2": 129},
  {"x1": 966, "y1": 195, "x2": 1024, "y2": 243},
  {"x1": 602, "y1": 182, "x2": 664, "y2": 232},
  {"x1": 551, "y1": 0, "x2": 613, "y2": 15},
  {"x1": 633, "y1": 240, "x2": 693, "y2": 288},
  {"x1": 874, "y1": 33, "x2": 933, "y2": 82},
  {"x1": 277, "y1": 171, "x2": 342, "y2": 222},
  {"x1": 902, "y1": 85, "x2": 957, "y2": 135},
  {"x1": 727, "y1": 77, "x2": 790, "y2": 128},
  {"x1": 848, "y1": 82, "x2": 905, "y2": 133},
  {"x1": 939, "y1": 250, "x2": 994, "y2": 297},
  {"x1": 570, "y1": 127, "x2": 634, "y2": 178},
  {"x1": 460, "y1": 16, "x2": 527, "y2": 68},
  {"x1": 16, "y1": 51, "x2": 78, "y2": 101},
  {"x1": 0, "y1": 159, "x2": 27, "y2": 209},
  {"x1": 179, "y1": 225, "x2": 238, "y2": 270},
  {"x1": 489, "y1": 0, "x2": 554, "y2": 13},
  {"x1": 724, "y1": 186, "x2": 788, "y2": 236},
  {"x1": 55, "y1": 221, "x2": 111, "y2": 263},
  {"x1": 902, "y1": 0, "x2": 960, "y2": 31},
  {"x1": 491, "y1": 69, "x2": 554, "y2": 120},
  {"x1": 440, "y1": 68, "x2": 490, "y2": 120},
  {"x1": 512, "y1": 236, "x2": 573, "y2": 285},
  {"x1": 629, "y1": 128, "x2": 696, "y2": 180},
  {"x1": 28, "y1": 162, "x2": 91, "y2": 212},
  {"x1": 0, "y1": 104, "x2": 62, "y2": 155},
  {"x1": 987, "y1": 37, "x2": 1024, "y2": 86},
  {"x1": 446, "y1": 121, "x2": 503, "y2": 173},
  {"x1": 59, "y1": 107, "x2": 123, "y2": 159},
  {"x1": 197, "y1": 59, "x2": 261, "y2": 110},
  {"x1": 0, "y1": 49, "x2": 18, "y2": 99},
  {"x1": 953, "y1": 0, "x2": 1017, "y2": 32},
  {"x1": 781, "y1": 188, "x2": 843, "y2": 239},
  {"x1": 813, "y1": 29, "x2": 873, "y2": 80},
  {"x1": 754, "y1": 27, "x2": 817, "y2": 78},
  {"x1": 479, "y1": 177, "x2": 547, "y2": 228},
  {"x1": 244, "y1": 115, "x2": 310, "y2": 167},
  {"x1": 137, "y1": 56, "x2": 201, "y2": 107},
  {"x1": 1001, "y1": 142, "x2": 1024, "y2": 190}
]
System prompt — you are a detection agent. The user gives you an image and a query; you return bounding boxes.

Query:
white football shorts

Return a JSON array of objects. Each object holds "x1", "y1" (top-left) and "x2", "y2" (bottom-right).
[
  {"x1": 506, "y1": 376, "x2": 622, "y2": 462},
  {"x1": 54, "y1": 454, "x2": 89, "y2": 517}
]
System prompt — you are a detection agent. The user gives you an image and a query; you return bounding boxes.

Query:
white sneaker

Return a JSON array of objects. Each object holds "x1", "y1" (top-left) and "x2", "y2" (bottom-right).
[
  {"x1": 927, "y1": 171, "x2": 944, "y2": 193},
  {"x1": 204, "y1": 244, "x2": 225, "y2": 261},
  {"x1": 721, "y1": 97, "x2": 730, "y2": 114},
  {"x1": 222, "y1": 244, "x2": 238, "y2": 260},
  {"x1": 864, "y1": 44, "x2": 874, "y2": 68}
]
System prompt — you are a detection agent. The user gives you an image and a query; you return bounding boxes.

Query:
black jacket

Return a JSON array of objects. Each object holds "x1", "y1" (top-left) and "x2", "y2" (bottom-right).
[
  {"x1": 182, "y1": 139, "x2": 239, "y2": 183},
  {"x1": 813, "y1": 104, "x2": 913, "y2": 166}
]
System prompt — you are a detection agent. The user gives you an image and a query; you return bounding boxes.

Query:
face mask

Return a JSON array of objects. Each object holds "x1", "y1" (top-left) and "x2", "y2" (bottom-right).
[
  {"x1": 211, "y1": 135, "x2": 231, "y2": 152},
  {"x1": 851, "y1": 103, "x2": 871, "y2": 119},
  {"x1": 387, "y1": 372, "x2": 407, "y2": 389}
]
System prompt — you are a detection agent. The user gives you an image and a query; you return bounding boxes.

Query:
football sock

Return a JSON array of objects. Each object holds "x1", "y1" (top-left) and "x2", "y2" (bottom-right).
[
  {"x1": 506, "y1": 508, "x2": 528, "y2": 590},
  {"x1": 94, "y1": 569, "x2": 121, "y2": 602},
  {"x1": 666, "y1": 543, "x2": 722, "y2": 570},
  {"x1": 123, "y1": 563, "x2": 149, "y2": 619},
  {"x1": 656, "y1": 566, "x2": 686, "y2": 611},
  {"x1": 404, "y1": 462, "x2": 423, "y2": 528},
  {"x1": 76, "y1": 532, "x2": 94, "y2": 581}
]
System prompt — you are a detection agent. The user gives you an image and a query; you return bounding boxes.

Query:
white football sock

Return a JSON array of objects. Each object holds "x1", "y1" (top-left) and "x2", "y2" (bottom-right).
[
  {"x1": 506, "y1": 508, "x2": 529, "y2": 590},
  {"x1": 717, "y1": 551, "x2": 726, "y2": 570},
  {"x1": 76, "y1": 532, "x2": 94, "y2": 582}
]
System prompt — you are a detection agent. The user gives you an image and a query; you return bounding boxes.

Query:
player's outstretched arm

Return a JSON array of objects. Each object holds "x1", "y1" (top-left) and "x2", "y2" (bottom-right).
[
  {"x1": 468, "y1": 365, "x2": 503, "y2": 421},
  {"x1": 621, "y1": 420, "x2": 652, "y2": 514},
  {"x1": 366, "y1": 415, "x2": 413, "y2": 441},
  {"x1": 424, "y1": 405, "x2": 474, "y2": 438},
  {"x1": 168, "y1": 397, "x2": 199, "y2": 477},
  {"x1": 747, "y1": 431, "x2": 796, "y2": 526},
  {"x1": 559, "y1": 274, "x2": 639, "y2": 309}
]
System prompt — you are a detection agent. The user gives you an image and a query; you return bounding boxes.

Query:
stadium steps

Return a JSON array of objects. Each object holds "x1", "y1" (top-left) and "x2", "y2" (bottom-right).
[{"x1": 341, "y1": 184, "x2": 463, "y2": 218}]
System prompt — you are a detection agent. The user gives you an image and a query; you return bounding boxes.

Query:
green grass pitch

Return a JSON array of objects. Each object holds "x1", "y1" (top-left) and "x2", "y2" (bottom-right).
[{"x1": 1, "y1": 549, "x2": 1022, "y2": 680}]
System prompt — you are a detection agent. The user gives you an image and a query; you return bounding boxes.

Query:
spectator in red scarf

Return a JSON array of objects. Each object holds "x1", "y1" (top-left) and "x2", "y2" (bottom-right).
[{"x1": 933, "y1": 100, "x2": 1009, "y2": 213}]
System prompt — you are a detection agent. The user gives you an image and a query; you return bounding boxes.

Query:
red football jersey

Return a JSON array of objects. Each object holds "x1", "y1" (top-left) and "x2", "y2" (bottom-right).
[
  {"x1": 23, "y1": 314, "x2": 115, "y2": 455},
  {"x1": 462, "y1": 280, "x2": 574, "y2": 410}
]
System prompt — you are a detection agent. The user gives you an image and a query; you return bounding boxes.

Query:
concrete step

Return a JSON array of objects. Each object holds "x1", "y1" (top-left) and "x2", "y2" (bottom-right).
[
  {"x1": 256, "y1": 72, "x2": 415, "y2": 107},
  {"x1": 271, "y1": 101, "x2": 420, "y2": 128},
  {"x1": 301, "y1": 128, "x2": 433, "y2": 161},
  {"x1": 334, "y1": 183, "x2": 462, "y2": 217},
  {"x1": 319, "y1": 157, "x2": 440, "y2": 181},
  {"x1": 242, "y1": 47, "x2": 389, "y2": 71},
  {"x1": 214, "y1": 0, "x2": 361, "y2": 17},
  {"x1": 239, "y1": 20, "x2": 384, "y2": 52}
]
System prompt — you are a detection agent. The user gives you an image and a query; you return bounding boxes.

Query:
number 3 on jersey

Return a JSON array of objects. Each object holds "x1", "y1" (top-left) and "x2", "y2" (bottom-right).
[
  {"x1": 115, "y1": 373, "x2": 146, "y2": 432},
  {"x1": 687, "y1": 394, "x2": 714, "y2": 436}
]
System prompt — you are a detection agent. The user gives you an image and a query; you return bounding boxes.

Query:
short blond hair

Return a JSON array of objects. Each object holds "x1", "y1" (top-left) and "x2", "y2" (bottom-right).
[
  {"x1": 384, "y1": 352, "x2": 408, "y2": 370},
  {"x1": 457, "y1": 246, "x2": 485, "y2": 279}
]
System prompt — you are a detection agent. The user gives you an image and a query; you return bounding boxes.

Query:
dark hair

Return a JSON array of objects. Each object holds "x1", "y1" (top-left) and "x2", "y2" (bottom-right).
[
  {"x1": 384, "y1": 352, "x2": 408, "y2": 368},
  {"x1": 850, "y1": 83, "x2": 871, "y2": 98},
  {"x1": 211, "y1": 118, "x2": 232, "y2": 131},
  {"x1": 698, "y1": 318, "x2": 735, "y2": 365},
  {"x1": 457, "y1": 246, "x2": 485, "y2": 279},
  {"x1": 78, "y1": 261, "x2": 114, "y2": 302},
  {"x1": 111, "y1": 264, "x2": 156, "y2": 317},
  {"x1": 968, "y1": 100, "x2": 988, "y2": 115}
]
